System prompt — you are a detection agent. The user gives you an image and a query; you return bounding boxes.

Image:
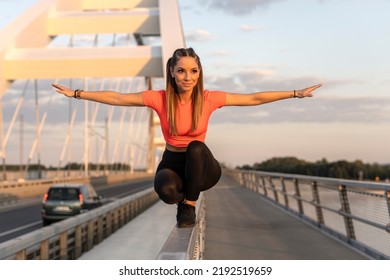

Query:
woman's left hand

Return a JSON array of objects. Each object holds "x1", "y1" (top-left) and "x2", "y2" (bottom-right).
[{"x1": 295, "y1": 84, "x2": 322, "y2": 98}]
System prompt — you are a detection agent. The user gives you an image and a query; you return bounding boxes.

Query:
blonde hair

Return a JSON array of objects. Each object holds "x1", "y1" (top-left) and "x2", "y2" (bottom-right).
[{"x1": 166, "y1": 48, "x2": 204, "y2": 135}]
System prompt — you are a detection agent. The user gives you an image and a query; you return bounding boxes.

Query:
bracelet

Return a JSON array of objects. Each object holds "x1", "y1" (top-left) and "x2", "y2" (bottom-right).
[
  {"x1": 293, "y1": 90, "x2": 296, "y2": 98},
  {"x1": 74, "y1": 89, "x2": 83, "y2": 99}
]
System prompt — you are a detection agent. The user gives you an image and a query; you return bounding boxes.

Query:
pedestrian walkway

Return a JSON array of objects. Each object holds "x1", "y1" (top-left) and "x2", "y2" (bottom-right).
[
  {"x1": 79, "y1": 174, "x2": 369, "y2": 260},
  {"x1": 204, "y1": 175, "x2": 368, "y2": 260},
  {"x1": 79, "y1": 200, "x2": 176, "y2": 260}
]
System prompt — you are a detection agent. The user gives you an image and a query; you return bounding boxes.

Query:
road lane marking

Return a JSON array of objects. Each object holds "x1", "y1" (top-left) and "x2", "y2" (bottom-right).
[{"x1": 0, "y1": 220, "x2": 41, "y2": 238}]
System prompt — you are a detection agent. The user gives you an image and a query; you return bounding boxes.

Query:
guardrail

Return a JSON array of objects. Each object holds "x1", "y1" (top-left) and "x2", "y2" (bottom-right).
[
  {"x1": 0, "y1": 193, "x2": 19, "y2": 207},
  {"x1": 0, "y1": 172, "x2": 152, "y2": 206},
  {"x1": 0, "y1": 188, "x2": 158, "y2": 260},
  {"x1": 226, "y1": 169, "x2": 390, "y2": 260},
  {"x1": 156, "y1": 193, "x2": 206, "y2": 260}
]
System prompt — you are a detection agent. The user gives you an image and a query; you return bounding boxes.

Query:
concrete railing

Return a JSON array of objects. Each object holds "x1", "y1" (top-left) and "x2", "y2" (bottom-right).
[
  {"x1": 0, "y1": 188, "x2": 158, "y2": 260},
  {"x1": 156, "y1": 193, "x2": 206, "y2": 260},
  {"x1": 227, "y1": 169, "x2": 390, "y2": 260}
]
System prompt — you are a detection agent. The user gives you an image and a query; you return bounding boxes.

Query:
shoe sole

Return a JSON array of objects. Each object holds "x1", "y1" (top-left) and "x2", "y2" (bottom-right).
[{"x1": 177, "y1": 220, "x2": 197, "y2": 228}]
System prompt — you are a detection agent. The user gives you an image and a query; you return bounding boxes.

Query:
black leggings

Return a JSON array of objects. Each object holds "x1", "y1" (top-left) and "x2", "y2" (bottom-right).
[{"x1": 154, "y1": 141, "x2": 221, "y2": 204}]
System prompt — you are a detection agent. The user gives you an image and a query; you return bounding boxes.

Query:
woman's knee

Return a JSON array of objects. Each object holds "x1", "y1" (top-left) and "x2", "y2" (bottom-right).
[
  {"x1": 154, "y1": 169, "x2": 184, "y2": 204},
  {"x1": 187, "y1": 141, "x2": 207, "y2": 158}
]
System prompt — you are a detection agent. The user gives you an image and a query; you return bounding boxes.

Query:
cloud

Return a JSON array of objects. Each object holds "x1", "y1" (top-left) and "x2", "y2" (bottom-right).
[
  {"x1": 200, "y1": 0, "x2": 285, "y2": 15},
  {"x1": 206, "y1": 67, "x2": 361, "y2": 93},
  {"x1": 185, "y1": 29, "x2": 215, "y2": 42},
  {"x1": 211, "y1": 96, "x2": 390, "y2": 124},
  {"x1": 206, "y1": 68, "x2": 322, "y2": 92},
  {"x1": 204, "y1": 70, "x2": 390, "y2": 124},
  {"x1": 239, "y1": 25, "x2": 267, "y2": 32}
]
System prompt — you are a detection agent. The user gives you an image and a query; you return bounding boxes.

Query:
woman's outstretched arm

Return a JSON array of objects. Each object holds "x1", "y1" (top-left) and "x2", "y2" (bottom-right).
[
  {"x1": 52, "y1": 84, "x2": 145, "y2": 106},
  {"x1": 225, "y1": 84, "x2": 322, "y2": 106}
]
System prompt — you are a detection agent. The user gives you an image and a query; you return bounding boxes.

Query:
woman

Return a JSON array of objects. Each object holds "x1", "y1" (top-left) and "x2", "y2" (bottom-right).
[{"x1": 53, "y1": 47, "x2": 322, "y2": 227}]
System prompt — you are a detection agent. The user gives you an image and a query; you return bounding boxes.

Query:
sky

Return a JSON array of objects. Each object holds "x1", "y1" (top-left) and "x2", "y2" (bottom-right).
[{"x1": 1, "y1": 0, "x2": 390, "y2": 168}]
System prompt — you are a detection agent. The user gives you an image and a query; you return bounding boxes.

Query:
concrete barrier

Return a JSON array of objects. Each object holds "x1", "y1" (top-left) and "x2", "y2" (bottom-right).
[
  {"x1": 0, "y1": 187, "x2": 159, "y2": 260},
  {"x1": 156, "y1": 193, "x2": 206, "y2": 260},
  {"x1": 0, "y1": 193, "x2": 19, "y2": 207},
  {"x1": 0, "y1": 172, "x2": 153, "y2": 207}
]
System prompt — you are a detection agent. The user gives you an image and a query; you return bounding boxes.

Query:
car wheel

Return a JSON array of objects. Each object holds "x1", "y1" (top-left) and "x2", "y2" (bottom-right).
[{"x1": 42, "y1": 219, "x2": 51, "y2": 227}]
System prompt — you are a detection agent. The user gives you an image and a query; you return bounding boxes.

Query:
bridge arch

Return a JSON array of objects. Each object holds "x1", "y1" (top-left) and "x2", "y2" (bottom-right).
[{"x1": 0, "y1": 0, "x2": 185, "y2": 179}]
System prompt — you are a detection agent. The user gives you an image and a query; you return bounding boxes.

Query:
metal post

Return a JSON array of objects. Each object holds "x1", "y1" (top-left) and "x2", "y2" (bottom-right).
[
  {"x1": 105, "y1": 117, "x2": 109, "y2": 175},
  {"x1": 255, "y1": 175, "x2": 261, "y2": 194},
  {"x1": 19, "y1": 114, "x2": 24, "y2": 177},
  {"x1": 261, "y1": 176, "x2": 268, "y2": 197},
  {"x1": 281, "y1": 177, "x2": 289, "y2": 208},
  {"x1": 34, "y1": 79, "x2": 42, "y2": 179},
  {"x1": 311, "y1": 181, "x2": 324, "y2": 225},
  {"x1": 130, "y1": 145, "x2": 134, "y2": 174},
  {"x1": 3, "y1": 79, "x2": 29, "y2": 180},
  {"x1": 111, "y1": 107, "x2": 126, "y2": 173},
  {"x1": 67, "y1": 79, "x2": 73, "y2": 177},
  {"x1": 294, "y1": 178, "x2": 304, "y2": 215},
  {"x1": 84, "y1": 79, "x2": 89, "y2": 177},
  {"x1": 0, "y1": 95, "x2": 5, "y2": 180},
  {"x1": 385, "y1": 191, "x2": 390, "y2": 233},
  {"x1": 244, "y1": 173, "x2": 249, "y2": 189},
  {"x1": 338, "y1": 184, "x2": 356, "y2": 240},
  {"x1": 250, "y1": 174, "x2": 256, "y2": 191},
  {"x1": 268, "y1": 177, "x2": 279, "y2": 203},
  {"x1": 147, "y1": 108, "x2": 154, "y2": 173},
  {"x1": 145, "y1": 76, "x2": 155, "y2": 173}
]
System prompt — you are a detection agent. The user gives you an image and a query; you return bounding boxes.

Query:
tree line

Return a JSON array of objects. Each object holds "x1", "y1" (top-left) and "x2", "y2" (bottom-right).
[
  {"x1": 237, "y1": 157, "x2": 390, "y2": 181},
  {"x1": 2, "y1": 162, "x2": 131, "y2": 171}
]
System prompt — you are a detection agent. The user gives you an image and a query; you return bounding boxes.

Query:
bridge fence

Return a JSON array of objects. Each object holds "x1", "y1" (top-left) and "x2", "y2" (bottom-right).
[
  {"x1": 0, "y1": 185, "x2": 205, "y2": 260},
  {"x1": 0, "y1": 188, "x2": 158, "y2": 260},
  {"x1": 226, "y1": 169, "x2": 390, "y2": 260}
]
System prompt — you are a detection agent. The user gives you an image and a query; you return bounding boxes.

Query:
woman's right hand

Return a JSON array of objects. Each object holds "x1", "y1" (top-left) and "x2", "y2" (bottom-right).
[{"x1": 52, "y1": 84, "x2": 74, "y2": 98}]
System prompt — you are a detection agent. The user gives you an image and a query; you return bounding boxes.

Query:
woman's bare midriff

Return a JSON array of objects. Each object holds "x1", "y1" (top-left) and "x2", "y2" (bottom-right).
[{"x1": 166, "y1": 143, "x2": 187, "y2": 152}]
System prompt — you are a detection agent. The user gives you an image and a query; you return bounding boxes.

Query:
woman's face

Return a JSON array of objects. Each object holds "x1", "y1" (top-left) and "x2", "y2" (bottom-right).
[{"x1": 170, "y1": 56, "x2": 200, "y2": 94}]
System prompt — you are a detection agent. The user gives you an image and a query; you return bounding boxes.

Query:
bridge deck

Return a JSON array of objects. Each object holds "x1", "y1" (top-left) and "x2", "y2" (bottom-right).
[
  {"x1": 204, "y1": 175, "x2": 367, "y2": 260},
  {"x1": 79, "y1": 174, "x2": 368, "y2": 260}
]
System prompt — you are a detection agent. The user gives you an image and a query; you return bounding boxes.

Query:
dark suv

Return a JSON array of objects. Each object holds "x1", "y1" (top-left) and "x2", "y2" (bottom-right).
[{"x1": 41, "y1": 183, "x2": 103, "y2": 226}]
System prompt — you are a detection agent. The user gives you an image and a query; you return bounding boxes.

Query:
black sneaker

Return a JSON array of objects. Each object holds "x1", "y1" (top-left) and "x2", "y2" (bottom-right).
[{"x1": 176, "y1": 202, "x2": 196, "y2": 228}]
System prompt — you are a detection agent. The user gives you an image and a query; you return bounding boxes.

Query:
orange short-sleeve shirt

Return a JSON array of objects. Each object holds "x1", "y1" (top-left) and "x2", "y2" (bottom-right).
[{"x1": 142, "y1": 90, "x2": 226, "y2": 148}]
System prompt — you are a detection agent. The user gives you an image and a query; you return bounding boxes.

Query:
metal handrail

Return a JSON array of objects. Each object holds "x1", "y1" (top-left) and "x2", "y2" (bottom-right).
[
  {"x1": 0, "y1": 188, "x2": 159, "y2": 260},
  {"x1": 226, "y1": 169, "x2": 390, "y2": 260},
  {"x1": 238, "y1": 170, "x2": 390, "y2": 191}
]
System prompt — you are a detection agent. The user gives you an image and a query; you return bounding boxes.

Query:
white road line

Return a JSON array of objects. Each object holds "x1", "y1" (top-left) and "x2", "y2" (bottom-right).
[{"x1": 0, "y1": 221, "x2": 41, "y2": 238}]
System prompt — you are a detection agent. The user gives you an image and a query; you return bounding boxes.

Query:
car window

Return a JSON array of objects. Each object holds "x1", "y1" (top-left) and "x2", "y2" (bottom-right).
[
  {"x1": 47, "y1": 188, "x2": 79, "y2": 201},
  {"x1": 86, "y1": 185, "x2": 97, "y2": 199}
]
